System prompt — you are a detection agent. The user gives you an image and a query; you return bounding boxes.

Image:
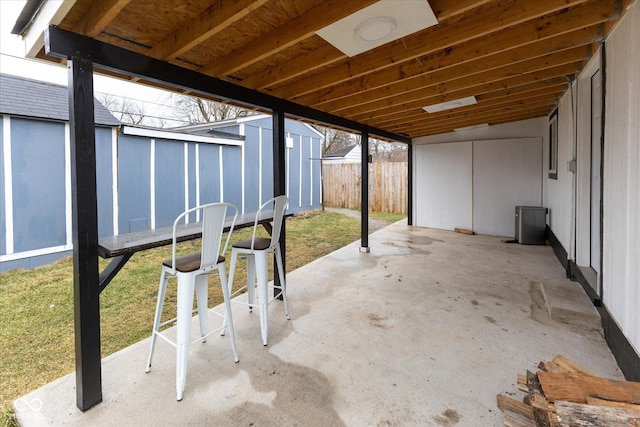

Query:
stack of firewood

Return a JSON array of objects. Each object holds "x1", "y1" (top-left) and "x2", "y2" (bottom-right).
[{"x1": 497, "y1": 354, "x2": 640, "y2": 426}]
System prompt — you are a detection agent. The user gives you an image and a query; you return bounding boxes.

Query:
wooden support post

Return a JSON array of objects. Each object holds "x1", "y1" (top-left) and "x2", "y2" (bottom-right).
[
  {"x1": 68, "y1": 57, "x2": 102, "y2": 411},
  {"x1": 273, "y1": 110, "x2": 286, "y2": 298},
  {"x1": 360, "y1": 129, "x2": 370, "y2": 252}
]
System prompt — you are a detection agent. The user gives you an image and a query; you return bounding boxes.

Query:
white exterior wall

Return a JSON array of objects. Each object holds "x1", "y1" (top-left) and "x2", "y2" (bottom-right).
[
  {"x1": 323, "y1": 145, "x2": 361, "y2": 164},
  {"x1": 413, "y1": 118, "x2": 547, "y2": 237},
  {"x1": 544, "y1": 90, "x2": 576, "y2": 254},
  {"x1": 414, "y1": 142, "x2": 473, "y2": 231},
  {"x1": 601, "y1": 2, "x2": 640, "y2": 355},
  {"x1": 473, "y1": 138, "x2": 542, "y2": 236},
  {"x1": 411, "y1": 4, "x2": 640, "y2": 361},
  {"x1": 575, "y1": 51, "x2": 602, "y2": 272}
]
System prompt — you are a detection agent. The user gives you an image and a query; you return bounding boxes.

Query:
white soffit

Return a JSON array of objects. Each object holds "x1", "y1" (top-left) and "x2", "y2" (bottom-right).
[
  {"x1": 316, "y1": 0, "x2": 438, "y2": 57},
  {"x1": 423, "y1": 96, "x2": 478, "y2": 113},
  {"x1": 24, "y1": 0, "x2": 75, "y2": 58}
]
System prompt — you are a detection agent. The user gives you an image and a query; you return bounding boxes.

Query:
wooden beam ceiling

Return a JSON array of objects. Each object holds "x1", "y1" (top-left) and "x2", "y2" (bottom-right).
[
  {"x1": 202, "y1": 0, "x2": 379, "y2": 77},
  {"x1": 34, "y1": 0, "x2": 627, "y2": 138},
  {"x1": 146, "y1": 0, "x2": 269, "y2": 61},
  {"x1": 269, "y1": 0, "x2": 597, "y2": 100}
]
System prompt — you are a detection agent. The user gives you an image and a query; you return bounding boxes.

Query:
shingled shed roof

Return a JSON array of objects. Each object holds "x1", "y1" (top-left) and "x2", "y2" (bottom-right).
[
  {"x1": 323, "y1": 145, "x2": 358, "y2": 158},
  {"x1": 0, "y1": 73, "x2": 121, "y2": 126}
]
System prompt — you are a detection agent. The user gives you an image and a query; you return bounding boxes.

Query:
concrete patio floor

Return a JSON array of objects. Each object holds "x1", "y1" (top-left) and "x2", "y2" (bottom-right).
[{"x1": 15, "y1": 222, "x2": 623, "y2": 426}]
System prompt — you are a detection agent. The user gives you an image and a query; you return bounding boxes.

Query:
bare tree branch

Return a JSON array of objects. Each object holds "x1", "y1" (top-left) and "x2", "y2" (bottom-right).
[
  {"x1": 312, "y1": 125, "x2": 357, "y2": 155},
  {"x1": 97, "y1": 93, "x2": 148, "y2": 125},
  {"x1": 169, "y1": 94, "x2": 254, "y2": 124}
]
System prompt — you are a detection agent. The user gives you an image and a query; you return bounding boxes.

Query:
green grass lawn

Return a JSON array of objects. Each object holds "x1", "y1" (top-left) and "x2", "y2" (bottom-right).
[{"x1": 0, "y1": 209, "x2": 405, "y2": 426}]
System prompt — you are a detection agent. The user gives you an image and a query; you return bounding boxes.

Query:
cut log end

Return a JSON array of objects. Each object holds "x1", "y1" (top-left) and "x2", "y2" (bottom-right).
[
  {"x1": 454, "y1": 227, "x2": 475, "y2": 235},
  {"x1": 498, "y1": 355, "x2": 640, "y2": 427}
]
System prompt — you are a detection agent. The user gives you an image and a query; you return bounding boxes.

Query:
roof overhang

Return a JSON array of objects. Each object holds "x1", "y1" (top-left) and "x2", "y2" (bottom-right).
[{"x1": 12, "y1": 0, "x2": 631, "y2": 139}]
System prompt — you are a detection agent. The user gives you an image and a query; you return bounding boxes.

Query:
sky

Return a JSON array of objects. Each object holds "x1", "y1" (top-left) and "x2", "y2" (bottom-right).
[{"x1": 0, "y1": 0, "x2": 180, "y2": 125}]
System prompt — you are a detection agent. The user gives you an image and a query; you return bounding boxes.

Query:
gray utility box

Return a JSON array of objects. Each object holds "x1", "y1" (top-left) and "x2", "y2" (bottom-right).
[{"x1": 515, "y1": 206, "x2": 547, "y2": 245}]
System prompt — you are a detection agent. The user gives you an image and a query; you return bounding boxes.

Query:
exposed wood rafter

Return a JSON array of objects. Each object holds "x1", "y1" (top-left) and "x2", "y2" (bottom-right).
[{"x1": 28, "y1": 0, "x2": 628, "y2": 138}]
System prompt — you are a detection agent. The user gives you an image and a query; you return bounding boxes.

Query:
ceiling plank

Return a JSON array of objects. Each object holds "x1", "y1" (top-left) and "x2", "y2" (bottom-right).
[
  {"x1": 409, "y1": 107, "x2": 555, "y2": 134},
  {"x1": 404, "y1": 106, "x2": 554, "y2": 137},
  {"x1": 241, "y1": 43, "x2": 342, "y2": 89},
  {"x1": 242, "y1": 0, "x2": 494, "y2": 90},
  {"x1": 375, "y1": 82, "x2": 567, "y2": 128},
  {"x1": 371, "y1": 74, "x2": 569, "y2": 127},
  {"x1": 350, "y1": 62, "x2": 581, "y2": 123},
  {"x1": 79, "y1": 0, "x2": 132, "y2": 37},
  {"x1": 428, "y1": 0, "x2": 494, "y2": 18},
  {"x1": 44, "y1": 26, "x2": 410, "y2": 143},
  {"x1": 393, "y1": 95, "x2": 562, "y2": 130},
  {"x1": 314, "y1": 26, "x2": 601, "y2": 113},
  {"x1": 202, "y1": 0, "x2": 379, "y2": 77},
  {"x1": 382, "y1": 94, "x2": 562, "y2": 130},
  {"x1": 272, "y1": 0, "x2": 597, "y2": 100},
  {"x1": 145, "y1": 0, "x2": 269, "y2": 61},
  {"x1": 302, "y1": 0, "x2": 614, "y2": 109},
  {"x1": 341, "y1": 46, "x2": 590, "y2": 120}
]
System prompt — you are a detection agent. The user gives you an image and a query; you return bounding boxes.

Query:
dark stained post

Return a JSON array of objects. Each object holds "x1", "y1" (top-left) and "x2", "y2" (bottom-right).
[
  {"x1": 273, "y1": 110, "x2": 286, "y2": 297},
  {"x1": 68, "y1": 57, "x2": 102, "y2": 411},
  {"x1": 360, "y1": 129, "x2": 370, "y2": 252},
  {"x1": 407, "y1": 142, "x2": 413, "y2": 226}
]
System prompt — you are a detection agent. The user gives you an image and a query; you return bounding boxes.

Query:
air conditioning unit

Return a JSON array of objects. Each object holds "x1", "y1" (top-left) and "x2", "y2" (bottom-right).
[{"x1": 515, "y1": 206, "x2": 547, "y2": 245}]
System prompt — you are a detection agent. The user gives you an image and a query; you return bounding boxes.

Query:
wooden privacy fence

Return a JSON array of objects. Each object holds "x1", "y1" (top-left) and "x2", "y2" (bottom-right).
[{"x1": 321, "y1": 162, "x2": 407, "y2": 214}]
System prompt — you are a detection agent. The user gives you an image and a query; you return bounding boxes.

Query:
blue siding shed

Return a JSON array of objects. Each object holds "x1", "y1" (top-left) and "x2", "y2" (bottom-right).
[
  {"x1": 0, "y1": 73, "x2": 120, "y2": 272},
  {"x1": 174, "y1": 114, "x2": 323, "y2": 213},
  {"x1": 1, "y1": 75, "x2": 324, "y2": 272}
]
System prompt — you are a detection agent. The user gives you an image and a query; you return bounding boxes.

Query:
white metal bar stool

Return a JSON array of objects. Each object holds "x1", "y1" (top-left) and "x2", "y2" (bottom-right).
[
  {"x1": 145, "y1": 203, "x2": 239, "y2": 401},
  {"x1": 226, "y1": 195, "x2": 290, "y2": 346}
]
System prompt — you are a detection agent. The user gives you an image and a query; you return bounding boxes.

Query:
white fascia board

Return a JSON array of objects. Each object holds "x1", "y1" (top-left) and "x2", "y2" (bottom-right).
[
  {"x1": 122, "y1": 126, "x2": 243, "y2": 146},
  {"x1": 206, "y1": 114, "x2": 272, "y2": 129},
  {"x1": 0, "y1": 244, "x2": 73, "y2": 262},
  {"x1": 212, "y1": 114, "x2": 324, "y2": 138},
  {"x1": 175, "y1": 114, "x2": 294, "y2": 133},
  {"x1": 24, "y1": 0, "x2": 77, "y2": 58},
  {"x1": 171, "y1": 114, "x2": 269, "y2": 132},
  {"x1": 171, "y1": 122, "x2": 232, "y2": 132},
  {"x1": 232, "y1": 114, "x2": 270, "y2": 124},
  {"x1": 301, "y1": 122, "x2": 324, "y2": 138}
]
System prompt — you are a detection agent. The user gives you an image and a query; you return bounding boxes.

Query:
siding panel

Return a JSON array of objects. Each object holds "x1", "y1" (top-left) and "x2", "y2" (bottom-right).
[
  {"x1": 118, "y1": 135, "x2": 151, "y2": 233},
  {"x1": 244, "y1": 125, "x2": 261, "y2": 212},
  {"x1": 0, "y1": 117, "x2": 5, "y2": 255},
  {"x1": 222, "y1": 145, "x2": 242, "y2": 210},
  {"x1": 602, "y1": 3, "x2": 640, "y2": 354},
  {"x1": 261, "y1": 128, "x2": 274, "y2": 201},
  {"x1": 96, "y1": 126, "x2": 113, "y2": 238},
  {"x1": 288, "y1": 133, "x2": 301, "y2": 210},
  {"x1": 188, "y1": 143, "x2": 196, "y2": 208},
  {"x1": 311, "y1": 137, "x2": 321, "y2": 208},
  {"x1": 301, "y1": 135, "x2": 312, "y2": 210},
  {"x1": 415, "y1": 142, "x2": 473, "y2": 231},
  {"x1": 154, "y1": 139, "x2": 184, "y2": 228},
  {"x1": 198, "y1": 143, "x2": 221, "y2": 204},
  {"x1": 11, "y1": 119, "x2": 66, "y2": 252}
]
